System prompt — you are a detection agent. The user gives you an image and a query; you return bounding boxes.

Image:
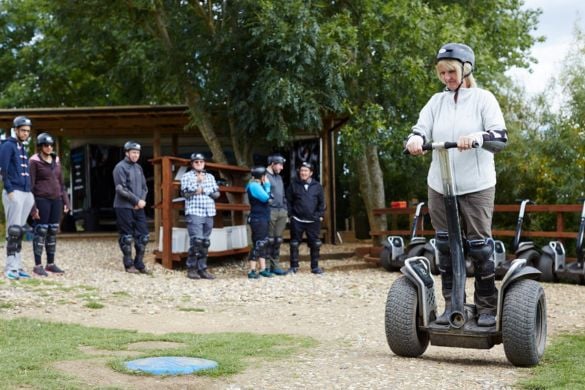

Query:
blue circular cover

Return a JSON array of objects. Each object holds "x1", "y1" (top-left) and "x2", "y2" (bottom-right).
[{"x1": 125, "y1": 356, "x2": 218, "y2": 375}]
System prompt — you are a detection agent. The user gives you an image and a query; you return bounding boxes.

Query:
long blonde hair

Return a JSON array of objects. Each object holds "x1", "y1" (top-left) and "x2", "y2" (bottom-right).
[{"x1": 435, "y1": 59, "x2": 476, "y2": 88}]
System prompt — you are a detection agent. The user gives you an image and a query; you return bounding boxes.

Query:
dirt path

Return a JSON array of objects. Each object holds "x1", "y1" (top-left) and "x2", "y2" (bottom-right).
[{"x1": 2, "y1": 239, "x2": 584, "y2": 389}]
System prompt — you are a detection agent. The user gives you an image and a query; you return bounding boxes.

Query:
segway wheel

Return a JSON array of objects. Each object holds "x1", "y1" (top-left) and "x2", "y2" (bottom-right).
[
  {"x1": 502, "y1": 279, "x2": 547, "y2": 367},
  {"x1": 535, "y1": 253, "x2": 555, "y2": 283},
  {"x1": 379, "y1": 247, "x2": 395, "y2": 272},
  {"x1": 385, "y1": 276, "x2": 429, "y2": 357}
]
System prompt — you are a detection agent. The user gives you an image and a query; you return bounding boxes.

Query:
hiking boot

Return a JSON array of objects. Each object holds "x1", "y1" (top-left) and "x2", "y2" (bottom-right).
[
  {"x1": 187, "y1": 268, "x2": 201, "y2": 279},
  {"x1": 477, "y1": 313, "x2": 496, "y2": 327},
  {"x1": 271, "y1": 267, "x2": 288, "y2": 276},
  {"x1": 125, "y1": 266, "x2": 139, "y2": 274},
  {"x1": 288, "y1": 267, "x2": 299, "y2": 274},
  {"x1": 45, "y1": 263, "x2": 64, "y2": 274},
  {"x1": 33, "y1": 265, "x2": 48, "y2": 277},
  {"x1": 138, "y1": 267, "x2": 151, "y2": 275},
  {"x1": 5, "y1": 270, "x2": 19, "y2": 280},
  {"x1": 198, "y1": 269, "x2": 216, "y2": 280},
  {"x1": 248, "y1": 270, "x2": 259, "y2": 279},
  {"x1": 18, "y1": 269, "x2": 31, "y2": 279},
  {"x1": 259, "y1": 269, "x2": 273, "y2": 277},
  {"x1": 311, "y1": 267, "x2": 324, "y2": 275}
]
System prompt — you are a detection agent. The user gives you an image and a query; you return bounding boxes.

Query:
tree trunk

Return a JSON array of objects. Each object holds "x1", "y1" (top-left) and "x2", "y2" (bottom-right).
[{"x1": 355, "y1": 145, "x2": 387, "y2": 245}]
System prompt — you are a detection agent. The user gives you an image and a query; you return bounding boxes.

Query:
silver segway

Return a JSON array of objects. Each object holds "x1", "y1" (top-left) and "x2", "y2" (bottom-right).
[{"x1": 385, "y1": 142, "x2": 547, "y2": 367}]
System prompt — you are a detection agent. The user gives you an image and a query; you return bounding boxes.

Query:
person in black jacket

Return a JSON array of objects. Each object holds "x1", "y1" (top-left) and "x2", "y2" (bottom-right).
[
  {"x1": 286, "y1": 161, "x2": 325, "y2": 274},
  {"x1": 112, "y1": 141, "x2": 149, "y2": 274}
]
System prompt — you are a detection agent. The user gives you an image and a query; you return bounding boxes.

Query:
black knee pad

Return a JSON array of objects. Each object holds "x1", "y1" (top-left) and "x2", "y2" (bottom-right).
[
  {"x1": 7, "y1": 225, "x2": 23, "y2": 256},
  {"x1": 47, "y1": 224, "x2": 58, "y2": 237},
  {"x1": 267, "y1": 237, "x2": 276, "y2": 246},
  {"x1": 118, "y1": 234, "x2": 133, "y2": 256},
  {"x1": 274, "y1": 237, "x2": 283, "y2": 246},
  {"x1": 467, "y1": 238, "x2": 494, "y2": 265},
  {"x1": 33, "y1": 224, "x2": 49, "y2": 256},
  {"x1": 309, "y1": 239, "x2": 322, "y2": 250},
  {"x1": 435, "y1": 232, "x2": 450, "y2": 255},
  {"x1": 134, "y1": 234, "x2": 149, "y2": 253},
  {"x1": 290, "y1": 240, "x2": 300, "y2": 250},
  {"x1": 252, "y1": 239, "x2": 268, "y2": 259}
]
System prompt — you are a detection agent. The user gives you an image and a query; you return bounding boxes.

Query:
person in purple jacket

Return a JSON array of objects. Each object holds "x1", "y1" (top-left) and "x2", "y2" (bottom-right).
[
  {"x1": 0, "y1": 116, "x2": 36, "y2": 280},
  {"x1": 29, "y1": 132, "x2": 71, "y2": 276}
]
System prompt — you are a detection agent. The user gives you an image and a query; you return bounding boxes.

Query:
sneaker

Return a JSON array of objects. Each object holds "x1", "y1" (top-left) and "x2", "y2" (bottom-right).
[
  {"x1": 5, "y1": 270, "x2": 19, "y2": 280},
  {"x1": 125, "y1": 266, "x2": 139, "y2": 274},
  {"x1": 248, "y1": 270, "x2": 259, "y2": 279},
  {"x1": 18, "y1": 269, "x2": 31, "y2": 279},
  {"x1": 288, "y1": 267, "x2": 299, "y2": 274},
  {"x1": 45, "y1": 263, "x2": 64, "y2": 274},
  {"x1": 311, "y1": 267, "x2": 324, "y2": 275},
  {"x1": 271, "y1": 268, "x2": 288, "y2": 276},
  {"x1": 198, "y1": 269, "x2": 216, "y2": 280},
  {"x1": 33, "y1": 265, "x2": 48, "y2": 277},
  {"x1": 187, "y1": 268, "x2": 200, "y2": 279},
  {"x1": 477, "y1": 313, "x2": 496, "y2": 327},
  {"x1": 259, "y1": 269, "x2": 273, "y2": 277}
]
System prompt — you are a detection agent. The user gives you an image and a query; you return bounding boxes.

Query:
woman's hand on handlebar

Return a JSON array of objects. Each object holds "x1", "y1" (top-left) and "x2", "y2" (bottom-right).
[
  {"x1": 457, "y1": 133, "x2": 483, "y2": 150},
  {"x1": 405, "y1": 135, "x2": 425, "y2": 155}
]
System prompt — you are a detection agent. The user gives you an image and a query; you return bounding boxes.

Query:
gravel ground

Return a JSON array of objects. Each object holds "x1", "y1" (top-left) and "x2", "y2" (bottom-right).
[{"x1": 2, "y1": 237, "x2": 585, "y2": 389}]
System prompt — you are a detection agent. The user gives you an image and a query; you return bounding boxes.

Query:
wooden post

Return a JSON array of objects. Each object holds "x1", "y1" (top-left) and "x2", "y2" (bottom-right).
[
  {"x1": 321, "y1": 119, "x2": 333, "y2": 244},
  {"x1": 161, "y1": 157, "x2": 173, "y2": 269},
  {"x1": 153, "y1": 129, "x2": 161, "y2": 249}
]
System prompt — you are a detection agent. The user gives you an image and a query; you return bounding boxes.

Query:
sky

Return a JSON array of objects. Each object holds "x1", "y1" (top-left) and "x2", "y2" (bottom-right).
[{"x1": 506, "y1": 0, "x2": 585, "y2": 96}]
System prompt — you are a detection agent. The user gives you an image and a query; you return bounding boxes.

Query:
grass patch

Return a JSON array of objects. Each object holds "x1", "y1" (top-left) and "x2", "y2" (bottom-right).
[
  {"x1": 178, "y1": 307, "x2": 206, "y2": 313},
  {"x1": 518, "y1": 333, "x2": 585, "y2": 389},
  {"x1": 84, "y1": 301, "x2": 105, "y2": 309},
  {"x1": 0, "y1": 317, "x2": 315, "y2": 389},
  {"x1": 0, "y1": 302, "x2": 14, "y2": 309},
  {"x1": 111, "y1": 291, "x2": 131, "y2": 298}
]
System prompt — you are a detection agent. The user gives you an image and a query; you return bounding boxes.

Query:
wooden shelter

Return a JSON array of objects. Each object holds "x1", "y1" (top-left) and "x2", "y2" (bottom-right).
[{"x1": 0, "y1": 105, "x2": 342, "y2": 248}]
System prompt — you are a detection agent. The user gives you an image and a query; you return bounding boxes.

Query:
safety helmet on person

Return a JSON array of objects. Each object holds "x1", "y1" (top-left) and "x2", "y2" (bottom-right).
[
  {"x1": 13, "y1": 116, "x2": 32, "y2": 129},
  {"x1": 36, "y1": 132, "x2": 54, "y2": 146},
  {"x1": 190, "y1": 152, "x2": 206, "y2": 162},
  {"x1": 251, "y1": 166, "x2": 267, "y2": 179},
  {"x1": 267, "y1": 154, "x2": 286, "y2": 165},
  {"x1": 124, "y1": 141, "x2": 141, "y2": 152},
  {"x1": 436, "y1": 43, "x2": 474, "y2": 69}
]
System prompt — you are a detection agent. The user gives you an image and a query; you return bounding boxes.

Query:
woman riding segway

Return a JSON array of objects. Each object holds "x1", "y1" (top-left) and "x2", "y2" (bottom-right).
[{"x1": 405, "y1": 42, "x2": 509, "y2": 327}]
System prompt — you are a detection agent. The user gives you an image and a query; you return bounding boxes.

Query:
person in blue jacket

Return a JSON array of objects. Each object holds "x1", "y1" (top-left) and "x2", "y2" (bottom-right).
[
  {"x1": 0, "y1": 116, "x2": 36, "y2": 280},
  {"x1": 246, "y1": 166, "x2": 274, "y2": 279}
]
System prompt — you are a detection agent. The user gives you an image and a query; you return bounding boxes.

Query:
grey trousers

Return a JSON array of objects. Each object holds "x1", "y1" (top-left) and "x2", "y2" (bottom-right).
[{"x1": 3, "y1": 190, "x2": 35, "y2": 272}]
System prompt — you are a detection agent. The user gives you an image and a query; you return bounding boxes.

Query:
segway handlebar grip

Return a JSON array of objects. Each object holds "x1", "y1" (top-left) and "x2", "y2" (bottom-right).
[{"x1": 403, "y1": 141, "x2": 478, "y2": 155}]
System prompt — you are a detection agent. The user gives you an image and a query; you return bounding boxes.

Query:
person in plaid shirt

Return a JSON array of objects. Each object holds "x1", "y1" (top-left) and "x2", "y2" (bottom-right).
[{"x1": 181, "y1": 152, "x2": 220, "y2": 280}]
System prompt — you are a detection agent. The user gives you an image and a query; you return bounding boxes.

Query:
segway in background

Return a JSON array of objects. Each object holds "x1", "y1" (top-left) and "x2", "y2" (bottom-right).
[
  {"x1": 494, "y1": 199, "x2": 555, "y2": 282},
  {"x1": 385, "y1": 142, "x2": 546, "y2": 367},
  {"x1": 551, "y1": 198, "x2": 585, "y2": 284},
  {"x1": 380, "y1": 202, "x2": 435, "y2": 273}
]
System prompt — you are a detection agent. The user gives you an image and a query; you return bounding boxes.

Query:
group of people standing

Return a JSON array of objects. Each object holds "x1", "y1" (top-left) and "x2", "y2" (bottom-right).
[
  {"x1": 246, "y1": 155, "x2": 326, "y2": 278},
  {"x1": 1, "y1": 116, "x2": 68, "y2": 280}
]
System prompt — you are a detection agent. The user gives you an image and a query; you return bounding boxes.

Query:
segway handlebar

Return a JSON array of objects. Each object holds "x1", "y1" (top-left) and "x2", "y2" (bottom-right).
[{"x1": 404, "y1": 141, "x2": 479, "y2": 154}]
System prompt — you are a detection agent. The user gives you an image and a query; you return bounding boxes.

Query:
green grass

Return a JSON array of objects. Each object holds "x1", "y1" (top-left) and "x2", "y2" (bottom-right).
[
  {"x1": 84, "y1": 301, "x2": 105, "y2": 309},
  {"x1": 178, "y1": 307, "x2": 206, "y2": 312},
  {"x1": 0, "y1": 317, "x2": 315, "y2": 389},
  {"x1": 519, "y1": 333, "x2": 585, "y2": 389}
]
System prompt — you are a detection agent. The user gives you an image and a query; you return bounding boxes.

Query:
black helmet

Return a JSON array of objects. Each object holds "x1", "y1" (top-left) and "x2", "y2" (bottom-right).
[
  {"x1": 36, "y1": 132, "x2": 54, "y2": 146},
  {"x1": 190, "y1": 152, "x2": 206, "y2": 162},
  {"x1": 251, "y1": 166, "x2": 267, "y2": 179},
  {"x1": 268, "y1": 154, "x2": 286, "y2": 165},
  {"x1": 436, "y1": 43, "x2": 474, "y2": 69},
  {"x1": 300, "y1": 161, "x2": 313, "y2": 171},
  {"x1": 124, "y1": 141, "x2": 141, "y2": 151},
  {"x1": 13, "y1": 116, "x2": 32, "y2": 129}
]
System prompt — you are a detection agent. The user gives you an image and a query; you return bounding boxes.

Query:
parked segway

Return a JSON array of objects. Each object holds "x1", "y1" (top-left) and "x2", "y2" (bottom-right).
[
  {"x1": 385, "y1": 142, "x2": 547, "y2": 367},
  {"x1": 495, "y1": 199, "x2": 554, "y2": 282},
  {"x1": 552, "y1": 198, "x2": 585, "y2": 284},
  {"x1": 380, "y1": 202, "x2": 435, "y2": 273}
]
